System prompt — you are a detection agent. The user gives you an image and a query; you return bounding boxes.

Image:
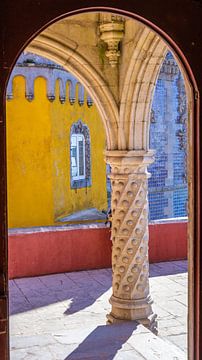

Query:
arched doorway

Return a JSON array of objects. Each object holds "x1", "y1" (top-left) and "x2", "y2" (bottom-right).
[{"x1": 0, "y1": 2, "x2": 201, "y2": 359}]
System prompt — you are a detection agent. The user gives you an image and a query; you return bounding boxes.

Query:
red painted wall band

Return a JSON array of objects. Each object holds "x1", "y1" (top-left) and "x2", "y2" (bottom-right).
[{"x1": 8, "y1": 222, "x2": 187, "y2": 279}]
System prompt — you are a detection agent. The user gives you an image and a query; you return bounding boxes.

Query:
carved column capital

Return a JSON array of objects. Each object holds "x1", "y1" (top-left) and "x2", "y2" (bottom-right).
[{"x1": 104, "y1": 150, "x2": 155, "y2": 175}]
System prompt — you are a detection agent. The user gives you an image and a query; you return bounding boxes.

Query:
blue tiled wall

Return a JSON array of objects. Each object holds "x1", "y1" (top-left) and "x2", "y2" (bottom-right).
[{"x1": 148, "y1": 52, "x2": 188, "y2": 220}]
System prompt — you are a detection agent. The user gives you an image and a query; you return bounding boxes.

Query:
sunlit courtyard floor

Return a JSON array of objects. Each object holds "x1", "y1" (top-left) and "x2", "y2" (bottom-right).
[{"x1": 9, "y1": 260, "x2": 187, "y2": 359}]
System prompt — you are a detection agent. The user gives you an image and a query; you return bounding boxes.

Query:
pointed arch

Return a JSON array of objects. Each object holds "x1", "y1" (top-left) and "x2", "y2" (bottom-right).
[
  {"x1": 120, "y1": 27, "x2": 167, "y2": 150},
  {"x1": 27, "y1": 32, "x2": 119, "y2": 150}
]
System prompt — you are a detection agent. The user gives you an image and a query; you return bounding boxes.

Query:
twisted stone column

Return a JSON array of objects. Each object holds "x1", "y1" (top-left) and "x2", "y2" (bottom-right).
[{"x1": 105, "y1": 150, "x2": 157, "y2": 333}]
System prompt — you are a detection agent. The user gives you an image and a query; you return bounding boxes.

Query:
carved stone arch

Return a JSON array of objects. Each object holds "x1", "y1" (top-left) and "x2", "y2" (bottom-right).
[
  {"x1": 77, "y1": 82, "x2": 85, "y2": 106},
  {"x1": 66, "y1": 79, "x2": 76, "y2": 104},
  {"x1": 33, "y1": 75, "x2": 49, "y2": 101},
  {"x1": 6, "y1": 74, "x2": 26, "y2": 100},
  {"x1": 53, "y1": 77, "x2": 65, "y2": 103},
  {"x1": 27, "y1": 33, "x2": 119, "y2": 150},
  {"x1": 120, "y1": 27, "x2": 167, "y2": 150}
]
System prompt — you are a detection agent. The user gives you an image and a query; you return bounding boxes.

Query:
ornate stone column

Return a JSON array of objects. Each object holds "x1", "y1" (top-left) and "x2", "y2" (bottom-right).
[{"x1": 105, "y1": 150, "x2": 157, "y2": 334}]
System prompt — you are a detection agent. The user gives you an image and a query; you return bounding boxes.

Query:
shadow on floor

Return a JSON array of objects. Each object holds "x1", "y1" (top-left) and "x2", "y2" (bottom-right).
[
  {"x1": 9, "y1": 261, "x2": 188, "y2": 316},
  {"x1": 64, "y1": 322, "x2": 138, "y2": 360},
  {"x1": 149, "y1": 260, "x2": 188, "y2": 277},
  {"x1": 9, "y1": 269, "x2": 112, "y2": 316}
]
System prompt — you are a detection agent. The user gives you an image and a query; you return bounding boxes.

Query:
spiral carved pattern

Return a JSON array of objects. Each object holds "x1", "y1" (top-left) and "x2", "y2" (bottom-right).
[{"x1": 111, "y1": 171, "x2": 150, "y2": 301}]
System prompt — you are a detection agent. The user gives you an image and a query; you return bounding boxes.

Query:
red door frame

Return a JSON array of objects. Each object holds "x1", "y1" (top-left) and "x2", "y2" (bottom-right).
[{"x1": 0, "y1": 1, "x2": 201, "y2": 359}]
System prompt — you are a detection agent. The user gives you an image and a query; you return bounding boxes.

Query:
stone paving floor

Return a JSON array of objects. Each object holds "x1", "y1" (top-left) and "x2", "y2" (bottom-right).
[{"x1": 9, "y1": 260, "x2": 187, "y2": 359}]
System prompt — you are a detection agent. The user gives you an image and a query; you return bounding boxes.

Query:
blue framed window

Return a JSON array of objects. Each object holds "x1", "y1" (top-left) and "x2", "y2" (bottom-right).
[
  {"x1": 70, "y1": 120, "x2": 91, "y2": 189},
  {"x1": 71, "y1": 134, "x2": 86, "y2": 180}
]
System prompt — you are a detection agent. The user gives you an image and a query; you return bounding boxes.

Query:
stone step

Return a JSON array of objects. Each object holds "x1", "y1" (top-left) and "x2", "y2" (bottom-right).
[{"x1": 125, "y1": 323, "x2": 186, "y2": 360}]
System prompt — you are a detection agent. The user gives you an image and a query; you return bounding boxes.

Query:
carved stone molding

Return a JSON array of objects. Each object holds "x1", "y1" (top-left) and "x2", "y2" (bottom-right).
[
  {"x1": 105, "y1": 150, "x2": 157, "y2": 333},
  {"x1": 6, "y1": 53, "x2": 94, "y2": 107},
  {"x1": 28, "y1": 33, "x2": 119, "y2": 150},
  {"x1": 99, "y1": 15, "x2": 124, "y2": 67}
]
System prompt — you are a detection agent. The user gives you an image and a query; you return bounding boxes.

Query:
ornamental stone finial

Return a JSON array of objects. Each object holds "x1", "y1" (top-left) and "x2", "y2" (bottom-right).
[{"x1": 99, "y1": 14, "x2": 125, "y2": 67}]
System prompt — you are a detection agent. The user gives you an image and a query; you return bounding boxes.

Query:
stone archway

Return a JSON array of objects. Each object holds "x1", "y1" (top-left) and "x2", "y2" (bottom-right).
[
  {"x1": 119, "y1": 26, "x2": 167, "y2": 150},
  {"x1": 28, "y1": 32, "x2": 119, "y2": 150},
  {"x1": 24, "y1": 13, "x2": 171, "y2": 334},
  {"x1": 0, "y1": 3, "x2": 200, "y2": 359}
]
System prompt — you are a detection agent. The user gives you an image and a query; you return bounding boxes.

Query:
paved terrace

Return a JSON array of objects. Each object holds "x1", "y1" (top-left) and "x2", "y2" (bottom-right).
[{"x1": 9, "y1": 260, "x2": 187, "y2": 359}]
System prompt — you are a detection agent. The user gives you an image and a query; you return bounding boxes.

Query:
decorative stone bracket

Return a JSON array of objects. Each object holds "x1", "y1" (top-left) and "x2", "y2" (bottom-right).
[
  {"x1": 105, "y1": 150, "x2": 157, "y2": 334},
  {"x1": 99, "y1": 15, "x2": 124, "y2": 67}
]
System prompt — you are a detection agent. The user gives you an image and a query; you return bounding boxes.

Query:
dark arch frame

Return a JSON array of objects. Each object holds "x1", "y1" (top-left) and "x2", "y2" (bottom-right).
[{"x1": 0, "y1": 1, "x2": 201, "y2": 359}]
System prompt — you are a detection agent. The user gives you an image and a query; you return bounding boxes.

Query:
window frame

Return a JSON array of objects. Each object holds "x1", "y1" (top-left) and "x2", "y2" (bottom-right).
[
  {"x1": 70, "y1": 120, "x2": 91, "y2": 189},
  {"x1": 71, "y1": 133, "x2": 86, "y2": 181}
]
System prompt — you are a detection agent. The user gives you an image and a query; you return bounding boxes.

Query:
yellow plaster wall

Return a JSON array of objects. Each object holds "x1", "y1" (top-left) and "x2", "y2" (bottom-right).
[
  {"x1": 7, "y1": 76, "x2": 54, "y2": 228},
  {"x1": 6, "y1": 76, "x2": 107, "y2": 228},
  {"x1": 51, "y1": 81, "x2": 107, "y2": 221}
]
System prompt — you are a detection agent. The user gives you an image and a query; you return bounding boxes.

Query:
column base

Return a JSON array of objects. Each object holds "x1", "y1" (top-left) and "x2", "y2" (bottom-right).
[
  {"x1": 106, "y1": 295, "x2": 158, "y2": 335},
  {"x1": 138, "y1": 313, "x2": 158, "y2": 335}
]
